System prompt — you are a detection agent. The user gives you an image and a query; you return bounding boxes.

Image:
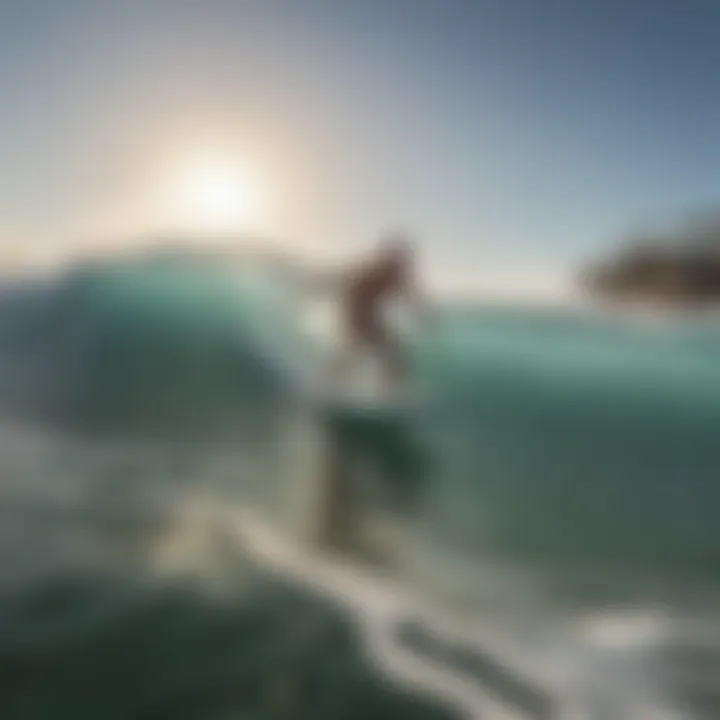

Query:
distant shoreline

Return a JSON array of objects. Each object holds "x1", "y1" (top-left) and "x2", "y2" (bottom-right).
[{"x1": 3, "y1": 240, "x2": 720, "y2": 329}]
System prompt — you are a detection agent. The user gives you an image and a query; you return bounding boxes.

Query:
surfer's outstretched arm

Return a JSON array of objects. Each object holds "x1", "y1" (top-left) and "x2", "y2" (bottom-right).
[{"x1": 307, "y1": 267, "x2": 348, "y2": 298}]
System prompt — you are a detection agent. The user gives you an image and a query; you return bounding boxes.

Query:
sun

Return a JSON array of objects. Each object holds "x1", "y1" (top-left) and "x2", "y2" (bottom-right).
[{"x1": 171, "y1": 154, "x2": 259, "y2": 235}]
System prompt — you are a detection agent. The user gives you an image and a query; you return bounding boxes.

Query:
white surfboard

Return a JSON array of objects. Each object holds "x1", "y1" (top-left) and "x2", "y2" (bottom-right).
[{"x1": 215, "y1": 505, "x2": 560, "y2": 720}]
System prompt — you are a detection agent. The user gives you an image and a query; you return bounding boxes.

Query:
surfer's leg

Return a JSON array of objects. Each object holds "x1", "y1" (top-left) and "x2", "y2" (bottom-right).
[
  {"x1": 378, "y1": 329, "x2": 407, "y2": 394},
  {"x1": 329, "y1": 343, "x2": 352, "y2": 389},
  {"x1": 329, "y1": 328, "x2": 360, "y2": 390},
  {"x1": 331, "y1": 310, "x2": 374, "y2": 390}
]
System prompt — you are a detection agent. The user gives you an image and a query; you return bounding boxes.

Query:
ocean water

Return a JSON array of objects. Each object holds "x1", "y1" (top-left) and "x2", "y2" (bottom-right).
[{"x1": 0, "y1": 252, "x2": 717, "y2": 719}]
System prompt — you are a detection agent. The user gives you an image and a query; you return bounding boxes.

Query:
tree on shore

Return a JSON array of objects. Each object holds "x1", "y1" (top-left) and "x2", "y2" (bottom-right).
[{"x1": 583, "y1": 210, "x2": 720, "y2": 304}]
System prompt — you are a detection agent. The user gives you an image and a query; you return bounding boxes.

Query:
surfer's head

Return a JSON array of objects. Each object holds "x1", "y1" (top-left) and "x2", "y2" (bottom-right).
[{"x1": 378, "y1": 231, "x2": 413, "y2": 268}]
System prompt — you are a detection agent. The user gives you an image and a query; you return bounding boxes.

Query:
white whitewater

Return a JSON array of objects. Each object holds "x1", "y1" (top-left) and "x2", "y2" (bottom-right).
[{"x1": 219, "y1": 505, "x2": 563, "y2": 720}]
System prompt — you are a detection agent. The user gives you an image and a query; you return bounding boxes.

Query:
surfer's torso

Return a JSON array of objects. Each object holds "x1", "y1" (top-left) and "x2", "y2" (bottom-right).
[{"x1": 344, "y1": 260, "x2": 407, "y2": 341}]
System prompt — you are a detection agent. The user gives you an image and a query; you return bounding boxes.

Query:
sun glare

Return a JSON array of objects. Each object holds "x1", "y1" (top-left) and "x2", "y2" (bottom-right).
[{"x1": 172, "y1": 154, "x2": 259, "y2": 235}]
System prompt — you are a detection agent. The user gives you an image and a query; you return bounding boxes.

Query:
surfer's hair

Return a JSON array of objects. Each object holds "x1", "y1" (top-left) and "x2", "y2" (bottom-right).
[{"x1": 379, "y1": 231, "x2": 413, "y2": 262}]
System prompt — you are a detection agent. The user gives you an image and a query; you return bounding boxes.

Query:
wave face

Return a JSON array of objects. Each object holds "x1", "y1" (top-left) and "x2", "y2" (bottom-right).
[
  {"x1": 1, "y1": 255, "x2": 719, "y2": 583},
  {"x1": 0, "y1": 254, "x2": 718, "y2": 719},
  {"x1": 420, "y1": 305, "x2": 720, "y2": 585}
]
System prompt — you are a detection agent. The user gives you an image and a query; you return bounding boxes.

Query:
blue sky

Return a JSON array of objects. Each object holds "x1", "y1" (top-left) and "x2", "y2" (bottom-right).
[{"x1": 0, "y1": 0, "x2": 719, "y2": 291}]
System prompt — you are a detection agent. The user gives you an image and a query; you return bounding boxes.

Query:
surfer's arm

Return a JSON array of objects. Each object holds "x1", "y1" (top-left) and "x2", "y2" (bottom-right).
[
  {"x1": 299, "y1": 267, "x2": 347, "y2": 297},
  {"x1": 404, "y1": 276, "x2": 432, "y2": 326}
]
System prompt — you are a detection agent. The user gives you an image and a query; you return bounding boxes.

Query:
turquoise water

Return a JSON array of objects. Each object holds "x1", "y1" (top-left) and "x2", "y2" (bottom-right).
[
  {"x1": 421, "y1": 309, "x2": 720, "y2": 584},
  {"x1": 0, "y1": 253, "x2": 717, "y2": 718},
  {"x1": 38, "y1": 256, "x2": 720, "y2": 585}
]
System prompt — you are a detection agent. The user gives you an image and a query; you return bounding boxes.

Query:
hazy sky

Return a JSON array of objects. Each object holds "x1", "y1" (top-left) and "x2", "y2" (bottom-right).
[{"x1": 1, "y1": 0, "x2": 720, "y2": 291}]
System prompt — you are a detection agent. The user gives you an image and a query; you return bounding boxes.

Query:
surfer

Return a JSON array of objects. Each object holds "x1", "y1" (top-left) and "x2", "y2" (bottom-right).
[
  {"x1": 332, "y1": 233, "x2": 424, "y2": 395},
  {"x1": 314, "y1": 233, "x2": 427, "y2": 565}
]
